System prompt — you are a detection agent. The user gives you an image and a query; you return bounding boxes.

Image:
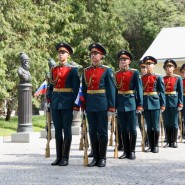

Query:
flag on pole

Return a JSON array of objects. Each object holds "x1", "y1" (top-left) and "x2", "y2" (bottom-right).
[
  {"x1": 75, "y1": 86, "x2": 85, "y2": 107},
  {"x1": 34, "y1": 80, "x2": 47, "y2": 97}
]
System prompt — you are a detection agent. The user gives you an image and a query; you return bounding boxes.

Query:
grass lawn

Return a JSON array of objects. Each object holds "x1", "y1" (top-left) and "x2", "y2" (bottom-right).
[{"x1": 0, "y1": 115, "x2": 46, "y2": 136}]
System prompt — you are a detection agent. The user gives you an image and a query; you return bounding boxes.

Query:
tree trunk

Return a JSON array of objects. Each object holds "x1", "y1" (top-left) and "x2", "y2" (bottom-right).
[{"x1": 5, "y1": 99, "x2": 13, "y2": 121}]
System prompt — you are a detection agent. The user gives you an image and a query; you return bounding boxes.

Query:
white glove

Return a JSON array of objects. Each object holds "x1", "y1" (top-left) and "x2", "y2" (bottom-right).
[
  {"x1": 136, "y1": 110, "x2": 142, "y2": 114},
  {"x1": 80, "y1": 111, "x2": 87, "y2": 120},
  {"x1": 47, "y1": 102, "x2": 50, "y2": 108},
  {"x1": 73, "y1": 110, "x2": 79, "y2": 116},
  {"x1": 160, "y1": 106, "x2": 165, "y2": 113},
  {"x1": 46, "y1": 102, "x2": 50, "y2": 112},
  {"x1": 178, "y1": 107, "x2": 183, "y2": 111},
  {"x1": 83, "y1": 111, "x2": 87, "y2": 116},
  {"x1": 160, "y1": 109, "x2": 164, "y2": 113},
  {"x1": 107, "y1": 111, "x2": 115, "y2": 117}
]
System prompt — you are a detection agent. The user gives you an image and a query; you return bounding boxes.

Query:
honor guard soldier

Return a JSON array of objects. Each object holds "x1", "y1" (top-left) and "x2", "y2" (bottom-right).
[
  {"x1": 163, "y1": 59, "x2": 183, "y2": 148},
  {"x1": 82, "y1": 43, "x2": 115, "y2": 167},
  {"x1": 115, "y1": 50, "x2": 143, "y2": 160},
  {"x1": 139, "y1": 61, "x2": 147, "y2": 76},
  {"x1": 142, "y1": 56, "x2": 165, "y2": 153},
  {"x1": 47, "y1": 42, "x2": 80, "y2": 166},
  {"x1": 180, "y1": 64, "x2": 185, "y2": 139}
]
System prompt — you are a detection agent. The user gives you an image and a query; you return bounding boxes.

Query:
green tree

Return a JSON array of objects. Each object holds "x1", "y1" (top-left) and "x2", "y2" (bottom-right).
[
  {"x1": 0, "y1": 0, "x2": 86, "y2": 120},
  {"x1": 1, "y1": 0, "x2": 185, "y2": 120},
  {"x1": 72, "y1": 0, "x2": 128, "y2": 71},
  {"x1": 115, "y1": 0, "x2": 185, "y2": 61}
]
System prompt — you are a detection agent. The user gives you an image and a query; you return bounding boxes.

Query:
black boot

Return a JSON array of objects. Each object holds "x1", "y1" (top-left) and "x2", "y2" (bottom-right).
[
  {"x1": 88, "y1": 150, "x2": 94, "y2": 157},
  {"x1": 88, "y1": 138, "x2": 99, "y2": 167},
  {"x1": 118, "y1": 144, "x2": 124, "y2": 151},
  {"x1": 152, "y1": 131, "x2": 159, "y2": 153},
  {"x1": 119, "y1": 133, "x2": 130, "y2": 159},
  {"x1": 182, "y1": 122, "x2": 185, "y2": 139},
  {"x1": 145, "y1": 130, "x2": 153, "y2": 152},
  {"x1": 88, "y1": 138, "x2": 94, "y2": 157},
  {"x1": 145, "y1": 134, "x2": 149, "y2": 147},
  {"x1": 163, "y1": 128, "x2": 167, "y2": 142},
  {"x1": 51, "y1": 138, "x2": 63, "y2": 165},
  {"x1": 129, "y1": 134, "x2": 137, "y2": 160},
  {"x1": 98, "y1": 137, "x2": 108, "y2": 167},
  {"x1": 118, "y1": 124, "x2": 124, "y2": 151},
  {"x1": 163, "y1": 127, "x2": 171, "y2": 148},
  {"x1": 171, "y1": 128, "x2": 178, "y2": 148},
  {"x1": 59, "y1": 138, "x2": 71, "y2": 166}
]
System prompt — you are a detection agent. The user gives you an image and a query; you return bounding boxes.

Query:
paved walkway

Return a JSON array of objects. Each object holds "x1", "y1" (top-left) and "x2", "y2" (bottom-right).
[{"x1": 1, "y1": 129, "x2": 185, "y2": 185}]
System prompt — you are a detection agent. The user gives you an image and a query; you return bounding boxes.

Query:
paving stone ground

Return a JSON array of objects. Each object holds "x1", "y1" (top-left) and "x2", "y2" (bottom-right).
[{"x1": 1, "y1": 128, "x2": 185, "y2": 185}]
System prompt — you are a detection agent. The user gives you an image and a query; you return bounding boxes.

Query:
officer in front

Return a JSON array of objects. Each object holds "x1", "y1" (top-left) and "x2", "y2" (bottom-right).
[{"x1": 47, "y1": 42, "x2": 80, "y2": 166}]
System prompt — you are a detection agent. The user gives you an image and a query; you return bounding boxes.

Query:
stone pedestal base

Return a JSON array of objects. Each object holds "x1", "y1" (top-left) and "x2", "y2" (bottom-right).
[
  {"x1": 11, "y1": 132, "x2": 39, "y2": 143},
  {"x1": 40, "y1": 126, "x2": 81, "y2": 139},
  {"x1": 40, "y1": 129, "x2": 55, "y2": 139},
  {"x1": 72, "y1": 126, "x2": 81, "y2": 135}
]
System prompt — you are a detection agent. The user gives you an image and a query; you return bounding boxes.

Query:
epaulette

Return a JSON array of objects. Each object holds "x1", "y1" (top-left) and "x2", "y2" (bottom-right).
[
  {"x1": 129, "y1": 68, "x2": 137, "y2": 71},
  {"x1": 84, "y1": 66, "x2": 92, "y2": 71},
  {"x1": 142, "y1": 73, "x2": 147, "y2": 77},
  {"x1": 53, "y1": 63, "x2": 60, "y2": 68},
  {"x1": 69, "y1": 61, "x2": 83, "y2": 69},
  {"x1": 154, "y1": 73, "x2": 161, "y2": 76},
  {"x1": 51, "y1": 65, "x2": 58, "y2": 71},
  {"x1": 67, "y1": 64, "x2": 77, "y2": 68},
  {"x1": 173, "y1": 74, "x2": 181, "y2": 77},
  {"x1": 54, "y1": 63, "x2": 76, "y2": 68},
  {"x1": 50, "y1": 63, "x2": 57, "y2": 68},
  {"x1": 115, "y1": 70, "x2": 121, "y2": 74},
  {"x1": 102, "y1": 65, "x2": 110, "y2": 68}
]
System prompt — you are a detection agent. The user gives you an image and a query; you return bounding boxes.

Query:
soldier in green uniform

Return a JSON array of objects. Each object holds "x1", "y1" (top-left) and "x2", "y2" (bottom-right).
[
  {"x1": 180, "y1": 64, "x2": 185, "y2": 139},
  {"x1": 163, "y1": 59, "x2": 183, "y2": 148},
  {"x1": 115, "y1": 50, "x2": 143, "y2": 160},
  {"x1": 82, "y1": 43, "x2": 115, "y2": 167},
  {"x1": 47, "y1": 42, "x2": 80, "y2": 166},
  {"x1": 141, "y1": 56, "x2": 165, "y2": 153}
]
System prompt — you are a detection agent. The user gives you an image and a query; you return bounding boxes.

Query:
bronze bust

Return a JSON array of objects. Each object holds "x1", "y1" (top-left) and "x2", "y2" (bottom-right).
[{"x1": 17, "y1": 52, "x2": 31, "y2": 84}]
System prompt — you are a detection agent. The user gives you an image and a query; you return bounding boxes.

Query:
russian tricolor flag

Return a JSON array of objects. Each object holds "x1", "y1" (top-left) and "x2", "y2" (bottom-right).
[
  {"x1": 34, "y1": 80, "x2": 47, "y2": 97},
  {"x1": 75, "y1": 86, "x2": 85, "y2": 107}
]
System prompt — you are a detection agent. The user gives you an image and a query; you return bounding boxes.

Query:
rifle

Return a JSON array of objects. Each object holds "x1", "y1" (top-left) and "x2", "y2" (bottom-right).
[
  {"x1": 179, "y1": 111, "x2": 183, "y2": 143},
  {"x1": 160, "y1": 112, "x2": 164, "y2": 147},
  {"x1": 109, "y1": 116, "x2": 114, "y2": 146},
  {"x1": 141, "y1": 113, "x2": 145, "y2": 152},
  {"x1": 114, "y1": 115, "x2": 118, "y2": 159},
  {"x1": 79, "y1": 120, "x2": 84, "y2": 150},
  {"x1": 45, "y1": 107, "x2": 52, "y2": 158},
  {"x1": 82, "y1": 112, "x2": 89, "y2": 166}
]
